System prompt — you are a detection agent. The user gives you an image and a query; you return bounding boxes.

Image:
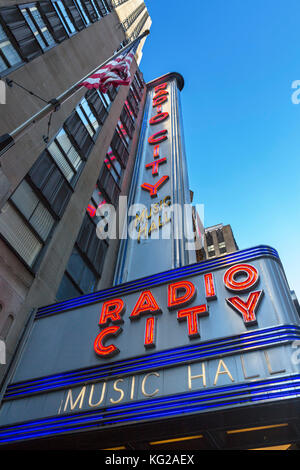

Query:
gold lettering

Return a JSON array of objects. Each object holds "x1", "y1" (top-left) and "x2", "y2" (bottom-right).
[
  {"x1": 164, "y1": 212, "x2": 171, "y2": 224},
  {"x1": 148, "y1": 219, "x2": 158, "y2": 235},
  {"x1": 141, "y1": 372, "x2": 160, "y2": 397},
  {"x1": 163, "y1": 195, "x2": 171, "y2": 206},
  {"x1": 152, "y1": 203, "x2": 160, "y2": 214},
  {"x1": 64, "y1": 386, "x2": 86, "y2": 411},
  {"x1": 213, "y1": 360, "x2": 234, "y2": 385},
  {"x1": 188, "y1": 363, "x2": 206, "y2": 390},
  {"x1": 240, "y1": 355, "x2": 260, "y2": 380},
  {"x1": 146, "y1": 207, "x2": 152, "y2": 219},
  {"x1": 137, "y1": 223, "x2": 148, "y2": 243},
  {"x1": 264, "y1": 351, "x2": 286, "y2": 375},
  {"x1": 135, "y1": 209, "x2": 146, "y2": 227},
  {"x1": 110, "y1": 379, "x2": 125, "y2": 404},
  {"x1": 130, "y1": 376, "x2": 136, "y2": 400},
  {"x1": 88, "y1": 382, "x2": 106, "y2": 407}
]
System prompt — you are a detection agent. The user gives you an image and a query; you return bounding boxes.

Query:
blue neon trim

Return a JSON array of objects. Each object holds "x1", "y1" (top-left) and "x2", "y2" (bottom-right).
[
  {"x1": 36, "y1": 246, "x2": 278, "y2": 314},
  {"x1": 0, "y1": 373, "x2": 300, "y2": 444},
  {"x1": 34, "y1": 245, "x2": 280, "y2": 318},
  {"x1": 7, "y1": 324, "x2": 291, "y2": 388},
  {"x1": 3, "y1": 372, "x2": 300, "y2": 433},
  {"x1": 7, "y1": 326, "x2": 294, "y2": 390},
  {"x1": 5, "y1": 336, "x2": 297, "y2": 399},
  {"x1": 4, "y1": 325, "x2": 299, "y2": 399},
  {"x1": 2, "y1": 377, "x2": 300, "y2": 435}
]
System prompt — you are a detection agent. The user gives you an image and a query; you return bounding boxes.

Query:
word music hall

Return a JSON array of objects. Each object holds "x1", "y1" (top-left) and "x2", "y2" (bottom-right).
[{"x1": 0, "y1": 72, "x2": 300, "y2": 451}]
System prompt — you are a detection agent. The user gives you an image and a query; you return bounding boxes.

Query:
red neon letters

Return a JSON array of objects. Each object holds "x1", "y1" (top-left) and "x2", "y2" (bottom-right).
[
  {"x1": 149, "y1": 112, "x2": 169, "y2": 125},
  {"x1": 154, "y1": 82, "x2": 168, "y2": 92},
  {"x1": 94, "y1": 325, "x2": 122, "y2": 358},
  {"x1": 223, "y1": 264, "x2": 259, "y2": 292},
  {"x1": 224, "y1": 263, "x2": 263, "y2": 326},
  {"x1": 99, "y1": 298, "x2": 125, "y2": 326},
  {"x1": 130, "y1": 290, "x2": 162, "y2": 319},
  {"x1": 141, "y1": 81, "x2": 170, "y2": 198},
  {"x1": 144, "y1": 317, "x2": 156, "y2": 348},
  {"x1": 204, "y1": 273, "x2": 216, "y2": 300},
  {"x1": 141, "y1": 175, "x2": 170, "y2": 197},
  {"x1": 148, "y1": 129, "x2": 168, "y2": 145},
  {"x1": 177, "y1": 305, "x2": 209, "y2": 338},
  {"x1": 226, "y1": 291, "x2": 263, "y2": 326},
  {"x1": 145, "y1": 157, "x2": 167, "y2": 176},
  {"x1": 168, "y1": 281, "x2": 196, "y2": 310},
  {"x1": 93, "y1": 263, "x2": 264, "y2": 358},
  {"x1": 153, "y1": 145, "x2": 160, "y2": 158}
]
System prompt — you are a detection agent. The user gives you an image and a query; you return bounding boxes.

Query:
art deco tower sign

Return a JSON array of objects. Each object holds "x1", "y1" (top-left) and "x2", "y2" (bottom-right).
[{"x1": 114, "y1": 73, "x2": 196, "y2": 284}]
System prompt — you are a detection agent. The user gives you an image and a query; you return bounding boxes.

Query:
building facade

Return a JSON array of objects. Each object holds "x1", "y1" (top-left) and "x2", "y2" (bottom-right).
[
  {"x1": 0, "y1": 69, "x2": 299, "y2": 451},
  {"x1": 0, "y1": 0, "x2": 150, "y2": 385},
  {"x1": 204, "y1": 223, "x2": 238, "y2": 259},
  {"x1": 0, "y1": 4, "x2": 300, "y2": 450}
]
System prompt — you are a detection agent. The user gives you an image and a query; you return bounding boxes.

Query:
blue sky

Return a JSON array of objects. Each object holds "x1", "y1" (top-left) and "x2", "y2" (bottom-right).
[{"x1": 141, "y1": 0, "x2": 300, "y2": 298}]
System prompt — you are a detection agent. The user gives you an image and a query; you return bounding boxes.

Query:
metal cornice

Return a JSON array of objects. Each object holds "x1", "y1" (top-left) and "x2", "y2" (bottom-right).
[{"x1": 146, "y1": 72, "x2": 184, "y2": 91}]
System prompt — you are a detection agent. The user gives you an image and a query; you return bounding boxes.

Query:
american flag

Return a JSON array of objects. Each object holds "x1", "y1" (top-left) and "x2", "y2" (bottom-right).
[{"x1": 78, "y1": 43, "x2": 138, "y2": 93}]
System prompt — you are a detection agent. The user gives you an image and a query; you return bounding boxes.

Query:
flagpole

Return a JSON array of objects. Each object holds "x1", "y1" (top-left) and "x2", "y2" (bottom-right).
[{"x1": 0, "y1": 29, "x2": 149, "y2": 157}]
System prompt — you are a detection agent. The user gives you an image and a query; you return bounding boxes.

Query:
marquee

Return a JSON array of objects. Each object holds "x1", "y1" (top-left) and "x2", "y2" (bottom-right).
[{"x1": 0, "y1": 245, "x2": 298, "y2": 445}]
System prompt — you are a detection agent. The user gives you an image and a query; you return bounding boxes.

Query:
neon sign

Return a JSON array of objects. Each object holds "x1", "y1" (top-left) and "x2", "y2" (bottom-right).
[
  {"x1": 135, "y1": 195, "x2": 172, "y2": 243},
  {"x1": 93, "y1": 263, "x2": 264, "y2": 358},
  {"x1": 142, "y1": 82, "x2": 170, "y2": 198}
]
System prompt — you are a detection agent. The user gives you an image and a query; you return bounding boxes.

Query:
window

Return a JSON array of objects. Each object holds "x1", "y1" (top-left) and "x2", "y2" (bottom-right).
[
  {"x1": 126, "y1": 89, "x2": 139, "y2": 118},
  {"x1": 56, "y1": 247, "x2": 99, "y2": 300},
  {"x1": 129, "y1": 11, "x2": 148, "y2": 41},
  {"x1": 74, "y1": 0, "x2": 91, "y2": 25},
  {"x1": 135, "y1": 69, "x2": 145, "y2": 90},
  {"x1": 111, "y1": 0, "x2": 130, "y2": 7},
  {"x1": 218, "y1": 241, "x2": 226, "y2": 254},
  {"x1": 28, "y1": 150, "x2": 73, "y2": 218},
  {"x1": 206, "y1": 233, "x2": 215, "y2": 258},
  {"x1": 38, "y1": 1, "x2": 68, "y2": 43},
  {"x1": 56, "y1": 208, "x2": 109, "y2": 301},
  {"x1": 110, "y1": 127, "x2": 129, "y2": 167},
  {"x1": 75, "y1": 0, "x2": 102, "y2": 23},
  {"x1": 98, "y1": 162, "x2": 121, "y2": 207},
  {"x1": 0, "y1": 5, "x2": 41, "y2": 62},
  {"x1": 51, "y1": 0, "x2": 76, "y2": 35},
  {"x1": 0, "y1": 24, "x2": 22, "y2": 72},
  {"x1": 67, "y1": 247, "x2": 98, "y2": 291},
  {"x1": 106, "y1": 84, "x2": 118, "y2": 103},
  {"x1": 56, "y1": 273, "x2": 82, "y2": 300},
  {"x1": 90, "y1": 0, "x2": 102, "y2": 19},
  {"x1": 122, "y1": 3, "x2": 145, "y2": 31},
  {"x1": 131, "y1": 77, "x2": 143, "y2": 102},
  {"x1": 87, "y1": 186, "x2": 106, "y2": 218},
  {"x1": 85, "y1": 89, "x2": 109, "y2": 124},
  {"x1": 76, "y1": 97, "x2": 99, "y2": 137},
  {"x1": 63, "y1": 0, "x2": 85, "y2": 31},
  {"x1": 10, "y1": 180, "x2": 55, "y2": 241},
  {"x1": 205, "y1": 232, "x2": 213, "y2": 246},
  {"x1": 1, "y1": 314, "x2": 14, "y2": 340},
  {"x1": 48, "y1": 128, "x2": 83, "y2": 183},
  {"x1": 96, "y1": 0, "x2": 110, "y2": 15},
  {"x1": 120, "y1": 103, "x2": 135, "y2": 138},
  {"x1": 20, "y1": 5, "x2": 56, "y2": 50},
  {"x1": 0, "y1": 1, "x2": 112, "y2": 74},
  {"x1": 105, "y1": 149, "x2": 123, "y2": 185},
  {"x1": 207, "y1": 245, "x2": 215, "y2": 258},
  {"x1": 64, "y1": 110, "x2": 94, "y2": 158},
  {"x1": 216, "y1": 229, "x2": 224, "y2": 243},
  {"x1": 0, "y1": 180, "x2": 55, "y2": 267}
]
